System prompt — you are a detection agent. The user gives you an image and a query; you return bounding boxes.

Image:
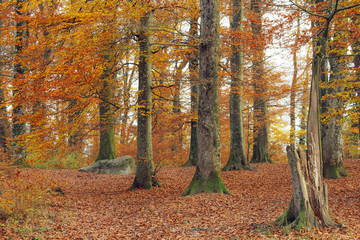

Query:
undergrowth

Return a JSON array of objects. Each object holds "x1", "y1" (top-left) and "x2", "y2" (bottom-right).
[{"x1": 0, "y1": 159, "x2": 65, "y2": 237}]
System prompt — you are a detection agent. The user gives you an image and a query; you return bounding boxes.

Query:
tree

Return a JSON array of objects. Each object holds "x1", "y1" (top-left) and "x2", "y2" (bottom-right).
[
  {"x1": 223, "y1": 0, "x2": 255, "y2": 171},
  {"x1": 276, "y1": 0, "x2": 360, "y2": 229},
  {"x1": 0, "y1": 0, "x2": 11, "y2": 160},
  {"x1": 12, "y1": 0, "x2": 29, "y2": 163},
  {"x1": 96, "y1": 29, "x2": 117, "y2": 161},
  {"x1": 352, "y1": 14, "x2": 360, "y2": 143},
  {"x1": 131, "y1": 1, "x2": 161, "y2": 189},
  {"x1": 250, "y1": 0, "x2": 270, "y2": 163},
  {"x1": 313, "y1": 0, "x2": 348, "y2": 179},
  {"x1": 290, "y1": 15, "x2": 300, "y2": 150},
  {"x1": 182, "y1": 0, "x2": 230, "y2": 195},
  {"x1": 96, "y1": 72, "x2": 116, "y2": 161},
  {"x1": 183, "y1": 16, "x2": 199, "y2": 167},
  {"x1": 321, "y1": 28, "x2": 348, "y2": 178}
]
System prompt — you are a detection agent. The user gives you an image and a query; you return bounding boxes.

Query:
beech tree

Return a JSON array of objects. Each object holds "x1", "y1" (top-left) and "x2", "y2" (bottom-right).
[
  {"x1": 250, "y1": 0, "x2": 270, "y2": 163},
  {"x1": 96, "y1": 28, "x2": 117, "y2": 161},
  {"x1": 183, "y1": 16, "x2": 199, "y2": 167},
  {"x1": 223, "y1": 0, "x2": 254, "y2": 171},
  {"x1": 131, "y1": 1, "x2": 161, "y2": 189},
  {"x1": 96, "y1": 60, "x2": 116, "y2": 161},
  {"x1": 182, "y1": 0, "x2": 230, "y2": 195},
  {"x1": 0, "y1": 0, "x2": 11, "y2": 160},
  {"x1": 351, "y1": 14, "x2": 360, "y2": 142},
  {"x1": 321, "y1": 28, "x2": 348, "y2": 178},
  {"x1": 12, "y1": 0, "x2": 28, "y2": 163},
  {"x1": 289, "y1": 15, "x2": 300, "y2": 150}
]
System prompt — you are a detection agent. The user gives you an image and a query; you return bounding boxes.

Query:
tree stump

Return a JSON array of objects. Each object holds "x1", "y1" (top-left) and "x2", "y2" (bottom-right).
[
  {"x1": 276, "y1": 147, "x2": 340, "y2": 230},
  {"x1": 277, "y1": 55, "x2": 341, "y2": 230}
]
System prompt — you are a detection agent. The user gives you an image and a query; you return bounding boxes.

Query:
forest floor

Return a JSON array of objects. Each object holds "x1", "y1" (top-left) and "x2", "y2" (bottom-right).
[{"x1": 1, "y1": 159, "x2": 360, "y2": 239}]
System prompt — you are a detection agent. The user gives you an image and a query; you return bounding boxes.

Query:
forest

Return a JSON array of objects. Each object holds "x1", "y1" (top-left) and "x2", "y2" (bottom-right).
[{"x1": 0, "y1": 0, "x2": 359, "y2": 238}]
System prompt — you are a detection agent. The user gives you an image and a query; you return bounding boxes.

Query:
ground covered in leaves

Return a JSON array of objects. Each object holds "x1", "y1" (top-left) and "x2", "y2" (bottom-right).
[{"x1": 2, "y1": 159, "x2": 360, "y2": 239}]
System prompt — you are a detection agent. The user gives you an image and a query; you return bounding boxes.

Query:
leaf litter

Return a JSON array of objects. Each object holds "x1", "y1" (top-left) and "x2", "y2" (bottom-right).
[{"x1": 2, "y1": 159, "x2": 360, "y2": 239}]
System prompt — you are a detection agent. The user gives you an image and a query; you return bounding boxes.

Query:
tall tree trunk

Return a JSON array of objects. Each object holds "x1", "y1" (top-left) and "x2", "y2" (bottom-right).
[
  {"x1": 352, "y1": 15, "x2": 360, "y2": 145},
  {"x1": 131, "y1": 6, "x2": 160, "y2": 189},
  {"x1": 0, "y1": 0, "x2": 11, "y2": 160},
  {"x1": 290, "y1": 17, "x2": 300, "y2": 150},
  {"x1": 183, "y1": 17, "x2": 199, "y2": 167},
  {"x1": 12, "y1": 0, "x2": 28, "y2": 163},
  {"x1": 299, "y1": 61, "x2": 310, "y2": 147},
  {"x1": 68, "y1": 100, "x2": 82, "y2": 148},
  {"x1": 96, "y1": 77, "x2": 116, "y2": 161},
  {"x1": 250, "y1": 0, "x2": 270, "y2": 163},
  {"x1": 223, "y1": 0, "x2": 255, "y2": 171},
  {"x1": 182, "y1": 0, "x2": 230, "y2": 195},
  {"x1": 31, "y1": 2, "x2": 49, "y2": 134},
  {"x1": 172, "y1": 61, "x2": 187, "y2": 114},
  {"x1": 321, "y1": 31, "x2": 348, "y2": 178},
  {"x1": 170, "y1": 60, "x2": 187, "y2": 158},
  {"x1": 120, "y1": 60, "x2": 134, "y2": 145}
]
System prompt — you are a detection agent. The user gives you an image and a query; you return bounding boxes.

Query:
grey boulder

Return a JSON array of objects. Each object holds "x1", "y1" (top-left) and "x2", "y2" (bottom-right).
[{"x1": 79, "y1": 156, "x2": 136, "y2": 175}]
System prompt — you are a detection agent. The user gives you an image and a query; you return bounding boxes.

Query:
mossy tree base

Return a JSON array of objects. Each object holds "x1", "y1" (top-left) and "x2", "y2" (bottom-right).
[
  {"x1": 324, "y1": 165, "x2": 349, "y2": 179},
  {"x1": 251, "y1": 144, "x2": 272, "y2": 164},
  {"x1": 130, "y1": 175, "x2": 162, "y2": 190},
  {"x1": 182, "y1": 168, "x2": 231, "y2": 196},
  {"x1": 222, "y1": 160, "x2": 257, "y2": 171}
]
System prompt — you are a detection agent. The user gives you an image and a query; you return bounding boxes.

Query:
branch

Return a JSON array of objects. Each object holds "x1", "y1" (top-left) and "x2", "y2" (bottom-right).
[
  {"x1": 336, "y1": 3, "x2": 360, "y2": 13},
  {"x1": 288, "y1": 0, "x2": 328, "y2": 19}
]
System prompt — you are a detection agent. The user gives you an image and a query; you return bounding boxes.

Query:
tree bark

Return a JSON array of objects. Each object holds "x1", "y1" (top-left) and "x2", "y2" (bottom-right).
[
  {"x1": 182, "y1": 0, "x2": 230, "y2": 195},
  {"x1": 183, "y1": 17, "x2": 199, "y2": 167},
  {"x1": 290, "y1": 17, "x2": 300, "y2": 150},
  {"x1": 131, "y1": 6, "x2": 161, "y2": 189},
  {"x1": 0, "y1": 1, "x2": 11, "y2": 160},
  {"x1": 96, "y1": 78, "x2": 116, "y2": 161},
  {"x1": 321, "y1": 32, "x2": 348, "y2": 178},
  {"x1": 352, "y1": 15, "x2": 360, "y2": 146},
  {"x1": 223, "y1": 0, "x2": 255, "y2": 171},
  {"x1": 250, "y1": 0, "x2": 270, "y2": 163},
  {"x1": 12, "y1": 0, "x2": 28, "y2": 163}
]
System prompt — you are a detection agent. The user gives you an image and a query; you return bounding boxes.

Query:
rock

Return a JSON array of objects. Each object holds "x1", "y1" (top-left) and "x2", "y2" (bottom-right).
[{"x1": 79, "y1": 156, "x2": 136, "y2": 175}]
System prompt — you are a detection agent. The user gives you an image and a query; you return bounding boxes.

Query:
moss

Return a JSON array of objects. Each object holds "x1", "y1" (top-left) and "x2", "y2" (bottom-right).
[
  {"x1": 182, "y1": 170, "x2": 231, "y2": 196},
  {"x1": 324, "y1": 165, "x2": 349, "y2": 179},
  {"x1": 222, "y1": 162, "x2": 257, "y2": 171},
  {"x1": 324, "y1": 166, "x2": 340, "y2": 179},
  {"x1": 276, "y1": 199, "x2": 314, "y2": 231}
]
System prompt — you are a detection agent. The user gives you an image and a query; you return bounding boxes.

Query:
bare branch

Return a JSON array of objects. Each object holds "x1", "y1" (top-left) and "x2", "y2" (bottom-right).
[{"x1": 287, "y1": 0, "x2": 328, "y2": 19}]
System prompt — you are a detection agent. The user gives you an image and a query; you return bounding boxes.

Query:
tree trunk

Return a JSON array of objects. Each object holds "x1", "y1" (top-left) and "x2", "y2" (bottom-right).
[
  {"x1": 0, "y1": 85, "x2": 10, "y2": 160},
  {"x1": 250, "y1": 0, "x2": 270, "y2": 163},
  {"x1": 223, "y1": 0, "x2": 255, "y2": 171},
  {"x1": 352, "y1": 15, "x2": 360, "y2": 145},
  {"x1": 96, "y1": 79, "x2": 116, "y2": 161},
  {"x1": 68, "y1": 100, "x2": 82, "y2": 148},
  {"x1": 321, "y1": 31, "x2": 348, "y2": 178},
  {"x1": 131, "y1": 6, "x2": 161, "y2": 189},
  {"x1": 299, "y1": 60, "x2": 310, "y2": 147},
  {"x1": 183, "y1": 17, "x2": 199, "y2": 167},
  {"x1": 182, "y1": 0, "x2": 230, "y2": 195},
  {"x1": 276, "y1": 55, "x2": 340, "y2": 230},
  {"x1": 12, "y1": 0, "x2": 28, "y2": 163},
  {"x1": 290, "y1": 17, "x2": 300, "y2": 150},
  {"x1": 0, "y1": 1, "x2": 11, "y2": 160}
]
